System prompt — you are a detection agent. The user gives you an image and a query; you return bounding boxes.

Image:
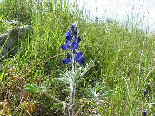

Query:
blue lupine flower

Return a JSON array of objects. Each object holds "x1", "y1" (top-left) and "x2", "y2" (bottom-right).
[
  {"x1": 61, "y1": 40, "x2": 80, "y2": 54},
  {"x1": 62, "y1": 22, "x2": 85, "y2": 65},
  {"x1": 71, "y1": 41, "x2": 79, "y2": 54},
  {"x1": 66, "y1": 32, "x2": 72, "y2": 41},
  {"x1": 62, "y1": 53, "x2": 72, "y2": 64},
  {"x1": 77, "y1": 36, "x2": 81, "y2": 43},
  {"x1": 75, "y1": 52, "x2": 85, "y2": 65},
  {"x1": 61, "y1": 40, "x2": 70, "y2": 50}
]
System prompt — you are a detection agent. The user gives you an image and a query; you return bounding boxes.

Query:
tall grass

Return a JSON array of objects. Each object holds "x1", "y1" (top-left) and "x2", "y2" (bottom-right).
[{"x1": 0, "y1": 0, "x2": 155, "y2": 115}]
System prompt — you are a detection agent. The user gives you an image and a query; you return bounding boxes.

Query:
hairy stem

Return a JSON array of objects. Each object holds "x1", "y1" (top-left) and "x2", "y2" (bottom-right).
[
  {"x1": 69, "y1": 53, "x2": 76, "y2": 116},
  {"x1": 69, "y1": 83, "x2": 76, "y2": 116}
]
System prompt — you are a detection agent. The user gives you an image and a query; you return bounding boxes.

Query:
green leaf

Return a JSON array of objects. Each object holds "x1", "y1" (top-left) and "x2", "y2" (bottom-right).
[
  {"x1": 85, "y1": 88, "x2": 96, "y2": 99},
  {"x1": 99, "y1": 90, "x2": 115, "y2": 98},
  {"x1": 51, "y1": 102, "x2": 63, "y2": 109},
  {"x1": 43, "y1": 79, "x2": 49, "y2": 87},
  {"x1": 81, "y1": 60, "x2": 94, "y2": 77},
  {"x1": 24, "y1": 84, "x2": 46, "y2": 93},
  {"x1": 38, "y1": 87, "x2": 45, "y2": 92},
  {"x1": 98, "y1": 86, "x2": 107, "y2": 94},
  {"x1": 53, "y1": 77, "x2": 72, "y2": 84},
  {"x1": 24, "y1": 84, "x2": 39, "y2": 93},
  {"x1": 24, "y1": 89, "x2": 37, "y2": 93},
  {"x1": 88, "y1": 101, "x2": 104, "y2": 111},
  {"x1": 63, "y1": 86, "x2": 71, "y2": 93},
  {"x1": 25, "y1": 84, "x2": 37, "y2": 90},
  {"x1": 0, "y1": 70, "x2": 5, "y2": 82},
  {"x1": 31, "y1": 84, "x2": 39, "y2": 89},
  {"x1": 108, "y1": 90, "x2": 115, "y2": 93},
  {"x1": 74, "y1": 68, "x2": 81, "y2": 82},
  {"x1": 96, "y1": 82, "x2": 105, "y2": 92},
  {"x1": 58, "y1": 69, "x2": 65, "y2": 75}
]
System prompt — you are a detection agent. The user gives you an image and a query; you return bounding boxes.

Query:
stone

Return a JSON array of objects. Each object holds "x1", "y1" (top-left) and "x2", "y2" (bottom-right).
[{"x1": 0, "y1": 25, "x2": 33, "y2": 60}]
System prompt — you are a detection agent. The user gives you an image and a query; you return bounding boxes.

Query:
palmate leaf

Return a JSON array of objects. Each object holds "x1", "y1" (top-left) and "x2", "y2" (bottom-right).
[
  {"x1": 81, "y1": 60, "x2": 94, "y2": 77},
  {"x1": 54, "y1": 60, "x2": 94, "y2": 84},
  {"x1": 85, "y1": 88, "x2": 95, "y2": 97},
  {"x1": 85, "y1": 87, "x2": 98, "y2": 100},
  {"x1": 53, "y1": 69, "x2": 73, "y2": 84},
  {"x1": 84, "y1": 82, "x2": 115, "y2": 101},
  {"x1": 53, "y1": 69, "x2": 82, "y2": 84}
]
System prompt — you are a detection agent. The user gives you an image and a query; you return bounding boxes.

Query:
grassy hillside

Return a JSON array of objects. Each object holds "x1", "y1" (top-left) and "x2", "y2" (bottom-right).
[{"x1": 0, "y1": 0, "x2": 155, "y2": 115}]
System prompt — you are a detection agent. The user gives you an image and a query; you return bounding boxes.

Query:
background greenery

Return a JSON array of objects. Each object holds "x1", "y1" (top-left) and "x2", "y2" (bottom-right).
[{"x1": 0, "y1": 0, "x2": 155, "y2": 115}]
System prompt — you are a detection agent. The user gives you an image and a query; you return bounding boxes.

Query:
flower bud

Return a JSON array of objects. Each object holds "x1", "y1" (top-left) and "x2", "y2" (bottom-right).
[
  {"x1": 142, "y1": 110, "x2": 147, "y2": 116},
  {"x1": 144, "y1": 90, "x2": 148, "y2": 97}
]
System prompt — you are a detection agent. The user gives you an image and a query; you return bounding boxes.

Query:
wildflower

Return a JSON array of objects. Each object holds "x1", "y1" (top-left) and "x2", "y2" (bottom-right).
[
  {"x1": 61, "y1": 22, "x2": 85, "y2": 116},
  {"x1": 66, "y1": 32, "x2": 72, "y2": 41},
  {"x1": 61, "y1": 40, "x2": 79, "y2": 54},
  {"x1": 71, "y1": 41, "x2": 79, "y2": 54},
  {"x1": 62, "y1": 22, "x2": 85, "y2": 65},
  {"x1": 76, "y1": 36, "x2": 81, "y2": 43},
  {"x1": 62, "y1": 53, "x2": 72, "y2": 64},
  {"x1": 61, "y1": 40, "x2": 70, "y2": 50},
  {"x1": 75, "y1": 52, "x2": 85, "y2": 65}
]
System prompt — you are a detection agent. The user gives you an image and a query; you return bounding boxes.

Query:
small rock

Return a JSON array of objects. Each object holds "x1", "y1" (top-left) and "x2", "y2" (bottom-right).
[{"x1": 0, "y1": 25, "x2": 33, "y2": 60}]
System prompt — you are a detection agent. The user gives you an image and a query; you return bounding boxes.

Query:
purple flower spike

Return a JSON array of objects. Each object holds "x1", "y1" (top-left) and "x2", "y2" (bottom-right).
[
  {"x1": 71, "y1": 42, "x2": 79, "y2": 54},
  {"x1": 75, "y1": 52, "x2": 85, "y2": 65},
  {"x1": 62, "y1": 22, "x2": 85, "y2": 66},
  {"x1": 66, "y1": 32, "x2": 72, "y2": 41},
  {"x1": 62, "y1": 53, "x2": 72, "y2": 64}
]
